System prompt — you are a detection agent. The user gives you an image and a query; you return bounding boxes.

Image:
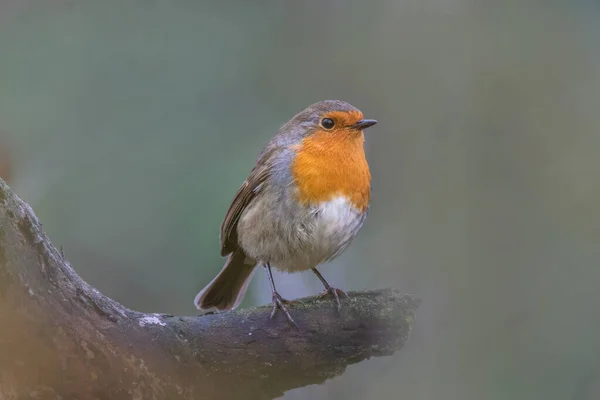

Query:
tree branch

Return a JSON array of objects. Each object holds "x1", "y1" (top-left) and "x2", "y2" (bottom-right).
[{"x1": 0, "y1": 179, "x2": 419, "y2": 400}]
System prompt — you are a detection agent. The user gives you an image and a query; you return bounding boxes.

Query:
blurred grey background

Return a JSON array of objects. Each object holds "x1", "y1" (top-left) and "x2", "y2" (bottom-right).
[{"x1": 2, "y1": 1, "x2": 600, "y2": 399}]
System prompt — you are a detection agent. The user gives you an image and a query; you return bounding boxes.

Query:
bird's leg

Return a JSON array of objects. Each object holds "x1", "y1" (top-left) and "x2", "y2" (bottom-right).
[
  {"x1": 264, "y1": 263, "x2": 298, "y2": 329},
  {"x1": 311, "y1": 267, "x2": 350, "y2": 314}
]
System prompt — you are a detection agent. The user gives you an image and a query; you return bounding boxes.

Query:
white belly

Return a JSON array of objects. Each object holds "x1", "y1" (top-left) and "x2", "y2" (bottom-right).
[
  {"x1": 238, "y1": 195, "x2": 367, "y2": 272},
  {"x1": 309, "y1": 196, "x2": 366, "y2": 260}
]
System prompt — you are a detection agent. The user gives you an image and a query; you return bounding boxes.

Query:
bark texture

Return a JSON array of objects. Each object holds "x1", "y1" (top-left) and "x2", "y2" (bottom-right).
[{"x1": 0, "y1": 179, "x2": 419, "y2": 400}]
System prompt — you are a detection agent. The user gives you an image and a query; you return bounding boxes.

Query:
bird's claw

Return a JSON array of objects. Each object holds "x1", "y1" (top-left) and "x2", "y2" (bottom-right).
[
  {"x1": 319, "y1": 287, "x2": 350, "y2": 314},
  {"x1": 270, "y1": 292, "x2": 298, "y2": 329}
]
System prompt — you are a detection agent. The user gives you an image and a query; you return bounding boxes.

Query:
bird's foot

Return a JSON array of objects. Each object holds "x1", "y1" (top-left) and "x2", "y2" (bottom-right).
[
  {"x1": 318, "y1": 286, "x2": 350, "y2": 314},
  {"x1": 270, "y1": 292, "x2": 298, "y2": 329}
]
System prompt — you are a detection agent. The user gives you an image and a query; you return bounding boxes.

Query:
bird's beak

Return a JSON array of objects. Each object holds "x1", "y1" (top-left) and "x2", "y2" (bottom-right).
[{"x1": 351, "y1": 119, "x2": 378, "y2": 130}]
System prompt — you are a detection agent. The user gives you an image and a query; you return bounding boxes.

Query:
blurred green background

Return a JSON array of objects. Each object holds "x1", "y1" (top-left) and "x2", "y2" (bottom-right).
[{"x1": 2, "y1": 1, "x2": 600, "y2": 399}]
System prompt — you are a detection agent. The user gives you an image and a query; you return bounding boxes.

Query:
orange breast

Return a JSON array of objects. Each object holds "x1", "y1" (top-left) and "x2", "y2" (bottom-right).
[{"x1": 291, "y1": 129, "x2": 371, "y2": 211}]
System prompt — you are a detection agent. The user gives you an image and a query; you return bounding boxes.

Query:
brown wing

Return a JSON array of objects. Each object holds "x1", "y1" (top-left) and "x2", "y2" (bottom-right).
[{"x1": 219, "y1": 147, "x2": 278, "y2": 256}]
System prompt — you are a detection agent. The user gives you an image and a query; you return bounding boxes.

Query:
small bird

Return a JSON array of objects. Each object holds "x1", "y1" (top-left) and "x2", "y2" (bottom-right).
[{"x1": 194, "y1": 100, "x2": 377, "y2": 327}]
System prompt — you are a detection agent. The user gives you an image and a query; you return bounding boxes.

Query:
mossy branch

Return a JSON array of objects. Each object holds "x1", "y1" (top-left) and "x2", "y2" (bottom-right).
[{"x1": 0, "y1": 179, "x2": 419, "y2": 400}]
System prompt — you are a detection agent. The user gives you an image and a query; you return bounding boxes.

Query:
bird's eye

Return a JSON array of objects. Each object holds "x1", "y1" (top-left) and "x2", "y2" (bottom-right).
[{"x1": 321, "y1": 118, "x2": 335, "y2": 130}]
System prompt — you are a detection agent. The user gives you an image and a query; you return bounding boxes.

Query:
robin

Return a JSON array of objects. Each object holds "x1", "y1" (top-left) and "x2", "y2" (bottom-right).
[{"x1": 194, "y1": 100, "x2": 377, "y2": 327}]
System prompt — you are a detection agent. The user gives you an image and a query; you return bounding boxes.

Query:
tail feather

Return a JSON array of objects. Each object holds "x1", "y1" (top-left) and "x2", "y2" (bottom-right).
[{"x1": 194, "y1": 249, "x2": 256, "y2": 312}]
